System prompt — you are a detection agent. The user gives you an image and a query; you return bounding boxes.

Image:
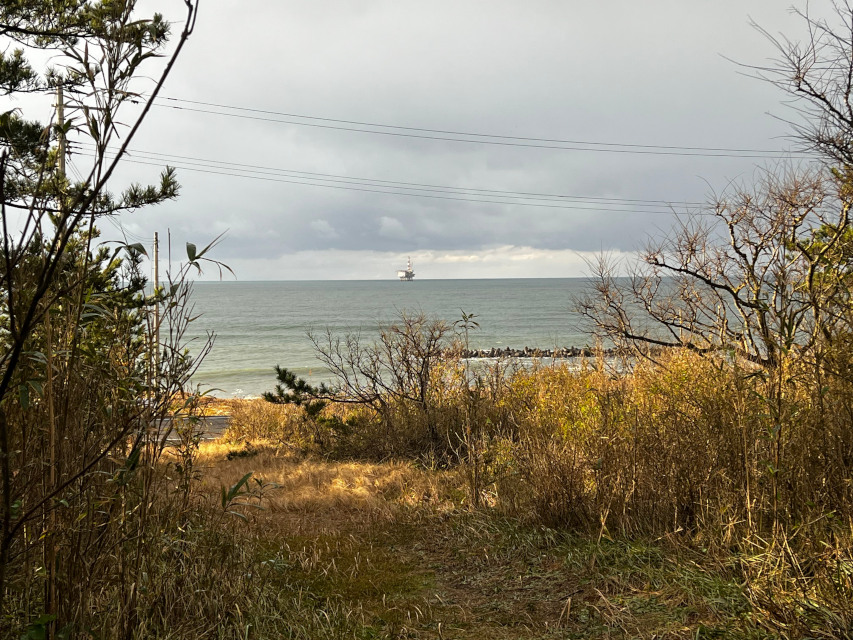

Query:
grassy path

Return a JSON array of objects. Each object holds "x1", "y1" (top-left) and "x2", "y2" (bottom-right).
[{"x1": 197, "y1": 442, "x2": 763, "y2": 639}]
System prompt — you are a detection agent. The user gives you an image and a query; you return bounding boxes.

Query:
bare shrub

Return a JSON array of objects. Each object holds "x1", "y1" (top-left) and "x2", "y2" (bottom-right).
[{"x1": 309, "y1": 311, "x2": 467, "y2": 458}]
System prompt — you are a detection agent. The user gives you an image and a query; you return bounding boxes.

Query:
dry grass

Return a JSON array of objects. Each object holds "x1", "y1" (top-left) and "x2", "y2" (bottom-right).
[
  {"x1": 210, "y1": 347, "x2": 853, "y2": 638},
  {"x1": 225, "y1": 350, "x2": 853, "y2": 539},
  {"x1": 221, "y1": 398, "x2": 309, "y2": 444},
  {"x1": 185, "y1": 443, "x2": 783, "y2": 639},
  {"x1": 198, "y1": 441, "x2": 466, "y2": 519},
  {"x1": 171, "y1": 393, "x2": 243, "y2": 415}
]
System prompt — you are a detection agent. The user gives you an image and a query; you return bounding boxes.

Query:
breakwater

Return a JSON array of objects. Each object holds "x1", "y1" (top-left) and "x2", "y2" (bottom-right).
[{"x1": 457, "y1": 346, "x2": 627, "y2": 359}]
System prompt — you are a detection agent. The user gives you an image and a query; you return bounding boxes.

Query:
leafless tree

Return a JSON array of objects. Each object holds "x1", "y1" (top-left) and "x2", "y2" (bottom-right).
[
  {"x1": 578, "y1": 165, "x2": 853, "y2": 369},
  {"x1": 753, "y1": 1, "x2": 853, "y2": 167},
  {"x1": 309, "y1": 311, "x2": 456, "y2": 448},
  {"x1": 580, "y1": 1, "x2": 853, "y2": 370}
]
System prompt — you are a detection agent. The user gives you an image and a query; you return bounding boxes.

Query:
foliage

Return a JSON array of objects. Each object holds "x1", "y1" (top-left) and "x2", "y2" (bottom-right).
[
  {"x1": 262, "y1": 366, "x2": 356, "y2": 450},
  {"x1": 198, "y1": 438, "x2": 850, "y2": 640},
  {"x1": 264, "y1": 365, "x2": 331, "y2": 418},
  {"x1": 0, "y1": 0, "x2": 212, "y2": 636},
  {"x1": 264, "y1": 344, "x2": 853, "y2": 540},
  {"x1": 224, "y1": 398, "x2": 302, "y2": 443},
  {"x1": 571, "y1": 4, "x2": 853, "y2": 548},
  {"x1": 246, "y1": 341, "x2": 853, "y2": 636}
]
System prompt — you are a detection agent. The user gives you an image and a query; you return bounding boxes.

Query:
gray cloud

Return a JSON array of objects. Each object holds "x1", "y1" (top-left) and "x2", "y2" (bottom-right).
[{"x1": 100, "y1": 0, "x2": 820, "y2": 279}]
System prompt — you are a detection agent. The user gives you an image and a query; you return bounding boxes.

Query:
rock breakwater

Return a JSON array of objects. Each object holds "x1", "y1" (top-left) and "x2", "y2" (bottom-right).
[{"x1": 455, "y1": 346, "x2": 631, "y2": 359}]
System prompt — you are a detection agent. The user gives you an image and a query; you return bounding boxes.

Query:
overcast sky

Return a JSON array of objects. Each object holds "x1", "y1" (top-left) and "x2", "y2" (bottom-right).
[{"x1": 79, "y1": 1, "x2": 827, "y2": 279}]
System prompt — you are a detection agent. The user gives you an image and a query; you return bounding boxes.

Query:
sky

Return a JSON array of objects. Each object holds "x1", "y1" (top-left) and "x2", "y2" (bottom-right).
[{"x1": 51, "y1": 1, "x2": 834, "y2": 279}]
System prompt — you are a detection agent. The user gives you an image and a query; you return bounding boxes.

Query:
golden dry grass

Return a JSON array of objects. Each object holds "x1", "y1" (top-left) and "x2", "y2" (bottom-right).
[
  {"x1": 196, "y1": 395, "x2": 245, "y2": 416},
  {"x1": 197, "y1": 441, "x2": 466, "y2": 523},
  {"x1": 183, "y1": 347, "x2": 853, "y2": 639},
  {"x1": 187, "y1": 439, "x2": 782, "y2": 639}
]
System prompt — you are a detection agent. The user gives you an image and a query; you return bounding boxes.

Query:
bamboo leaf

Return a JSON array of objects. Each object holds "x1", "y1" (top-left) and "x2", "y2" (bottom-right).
[
  {"x1": 126, "y1": 242, "x2": 148, "y2": 257},
  {"x1": 226, "y1": 472, "x2": 254, "y2": 503}
]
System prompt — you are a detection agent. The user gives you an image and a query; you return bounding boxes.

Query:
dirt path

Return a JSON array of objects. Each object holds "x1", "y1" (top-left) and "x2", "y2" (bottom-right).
[
  {"x1": 199, "y1": 444, "x2": 753, "y2": 639},
  {"x1": 254, "y1": 513, "x2": 582, "y2": 639}
]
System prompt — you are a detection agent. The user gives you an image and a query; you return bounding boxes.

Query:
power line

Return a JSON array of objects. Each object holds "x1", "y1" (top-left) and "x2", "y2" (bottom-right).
[
  {"x1": 146, "y1": 99, "x2": 804, "y2": 160},
  {"x1": 72, "y1": 146, "x2": 706, "y2": 215},
  {"x1": 156, "y1": 95, "x2": 808, "y2": 159},
  {"x1": 72, "y1": 142, "x2": 702, "y2": 208},
  {"x1": 77, "y1": 87, "x2": 805, "y2": 158},
  {"x1": 66, "y1": 156, "x2": 149, "y2": 244},
  {"x1": 153, "y1": 102, "x2": 800, "y2": 159},
  {"x1": 66, "y1": 157, "x2": 85, "y2": 183},
  {"x1": 102, "y1": 216, "x2": 149, "y2": 244},
  {"x1": 69, "y1": 157, "x2": 141, "y2": 243}
]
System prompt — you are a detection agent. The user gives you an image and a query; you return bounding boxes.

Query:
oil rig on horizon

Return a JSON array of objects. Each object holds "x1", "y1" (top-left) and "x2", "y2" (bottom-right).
[{"x1": 396, "y1": 257, "x2": 415, "y2": 281}]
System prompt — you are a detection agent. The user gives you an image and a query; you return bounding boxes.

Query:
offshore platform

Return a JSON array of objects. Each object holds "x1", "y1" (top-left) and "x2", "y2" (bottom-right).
[{"x1": 396, "y1": 257, "x2": 415, "y2": 281}]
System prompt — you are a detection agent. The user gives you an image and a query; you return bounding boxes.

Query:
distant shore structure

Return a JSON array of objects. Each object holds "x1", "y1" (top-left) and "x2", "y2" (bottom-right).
[{"x1": 397, "y1": 257, "x2": 415, "y2": 281}]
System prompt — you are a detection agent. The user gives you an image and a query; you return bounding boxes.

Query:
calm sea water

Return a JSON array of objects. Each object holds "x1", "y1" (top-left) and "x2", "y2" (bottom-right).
[{"x1": 184, "y1": 278, "x2": 594, "y2": 397}]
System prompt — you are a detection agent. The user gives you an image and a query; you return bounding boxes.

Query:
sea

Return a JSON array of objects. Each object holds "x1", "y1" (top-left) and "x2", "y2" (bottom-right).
[{"x1": 184, "y1": 278, "x2": 596, "y2": 397}]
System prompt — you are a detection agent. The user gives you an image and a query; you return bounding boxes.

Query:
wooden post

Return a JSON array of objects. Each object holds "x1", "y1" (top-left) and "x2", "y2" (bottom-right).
[
  {"x1": 153, "y1": 232, "x2": 160, "y2": 383},
  {"x1": 45, "y1": 82, "x2": 65, "y2": 640},
  {"x1": 56, "y1": 85, "x2": 65, "y2": 178},
  {"x1": 46, "y1": 315, "x2": 56, "y2": 636}
]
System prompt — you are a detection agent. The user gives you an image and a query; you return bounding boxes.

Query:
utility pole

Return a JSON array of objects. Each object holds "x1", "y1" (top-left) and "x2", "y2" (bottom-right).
[
  {"x1": 46, "y1": 316, "x2": 56, "y2": 636},
  {"x1": 56, "y1": 84, "x2": 65, "y2": 178},
  {"x1": 46, "y1": 82, "x2": 64, "y2": 640},
  {"x1": 153, "y1": 232, "x2": 160, "y2": 381}
]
